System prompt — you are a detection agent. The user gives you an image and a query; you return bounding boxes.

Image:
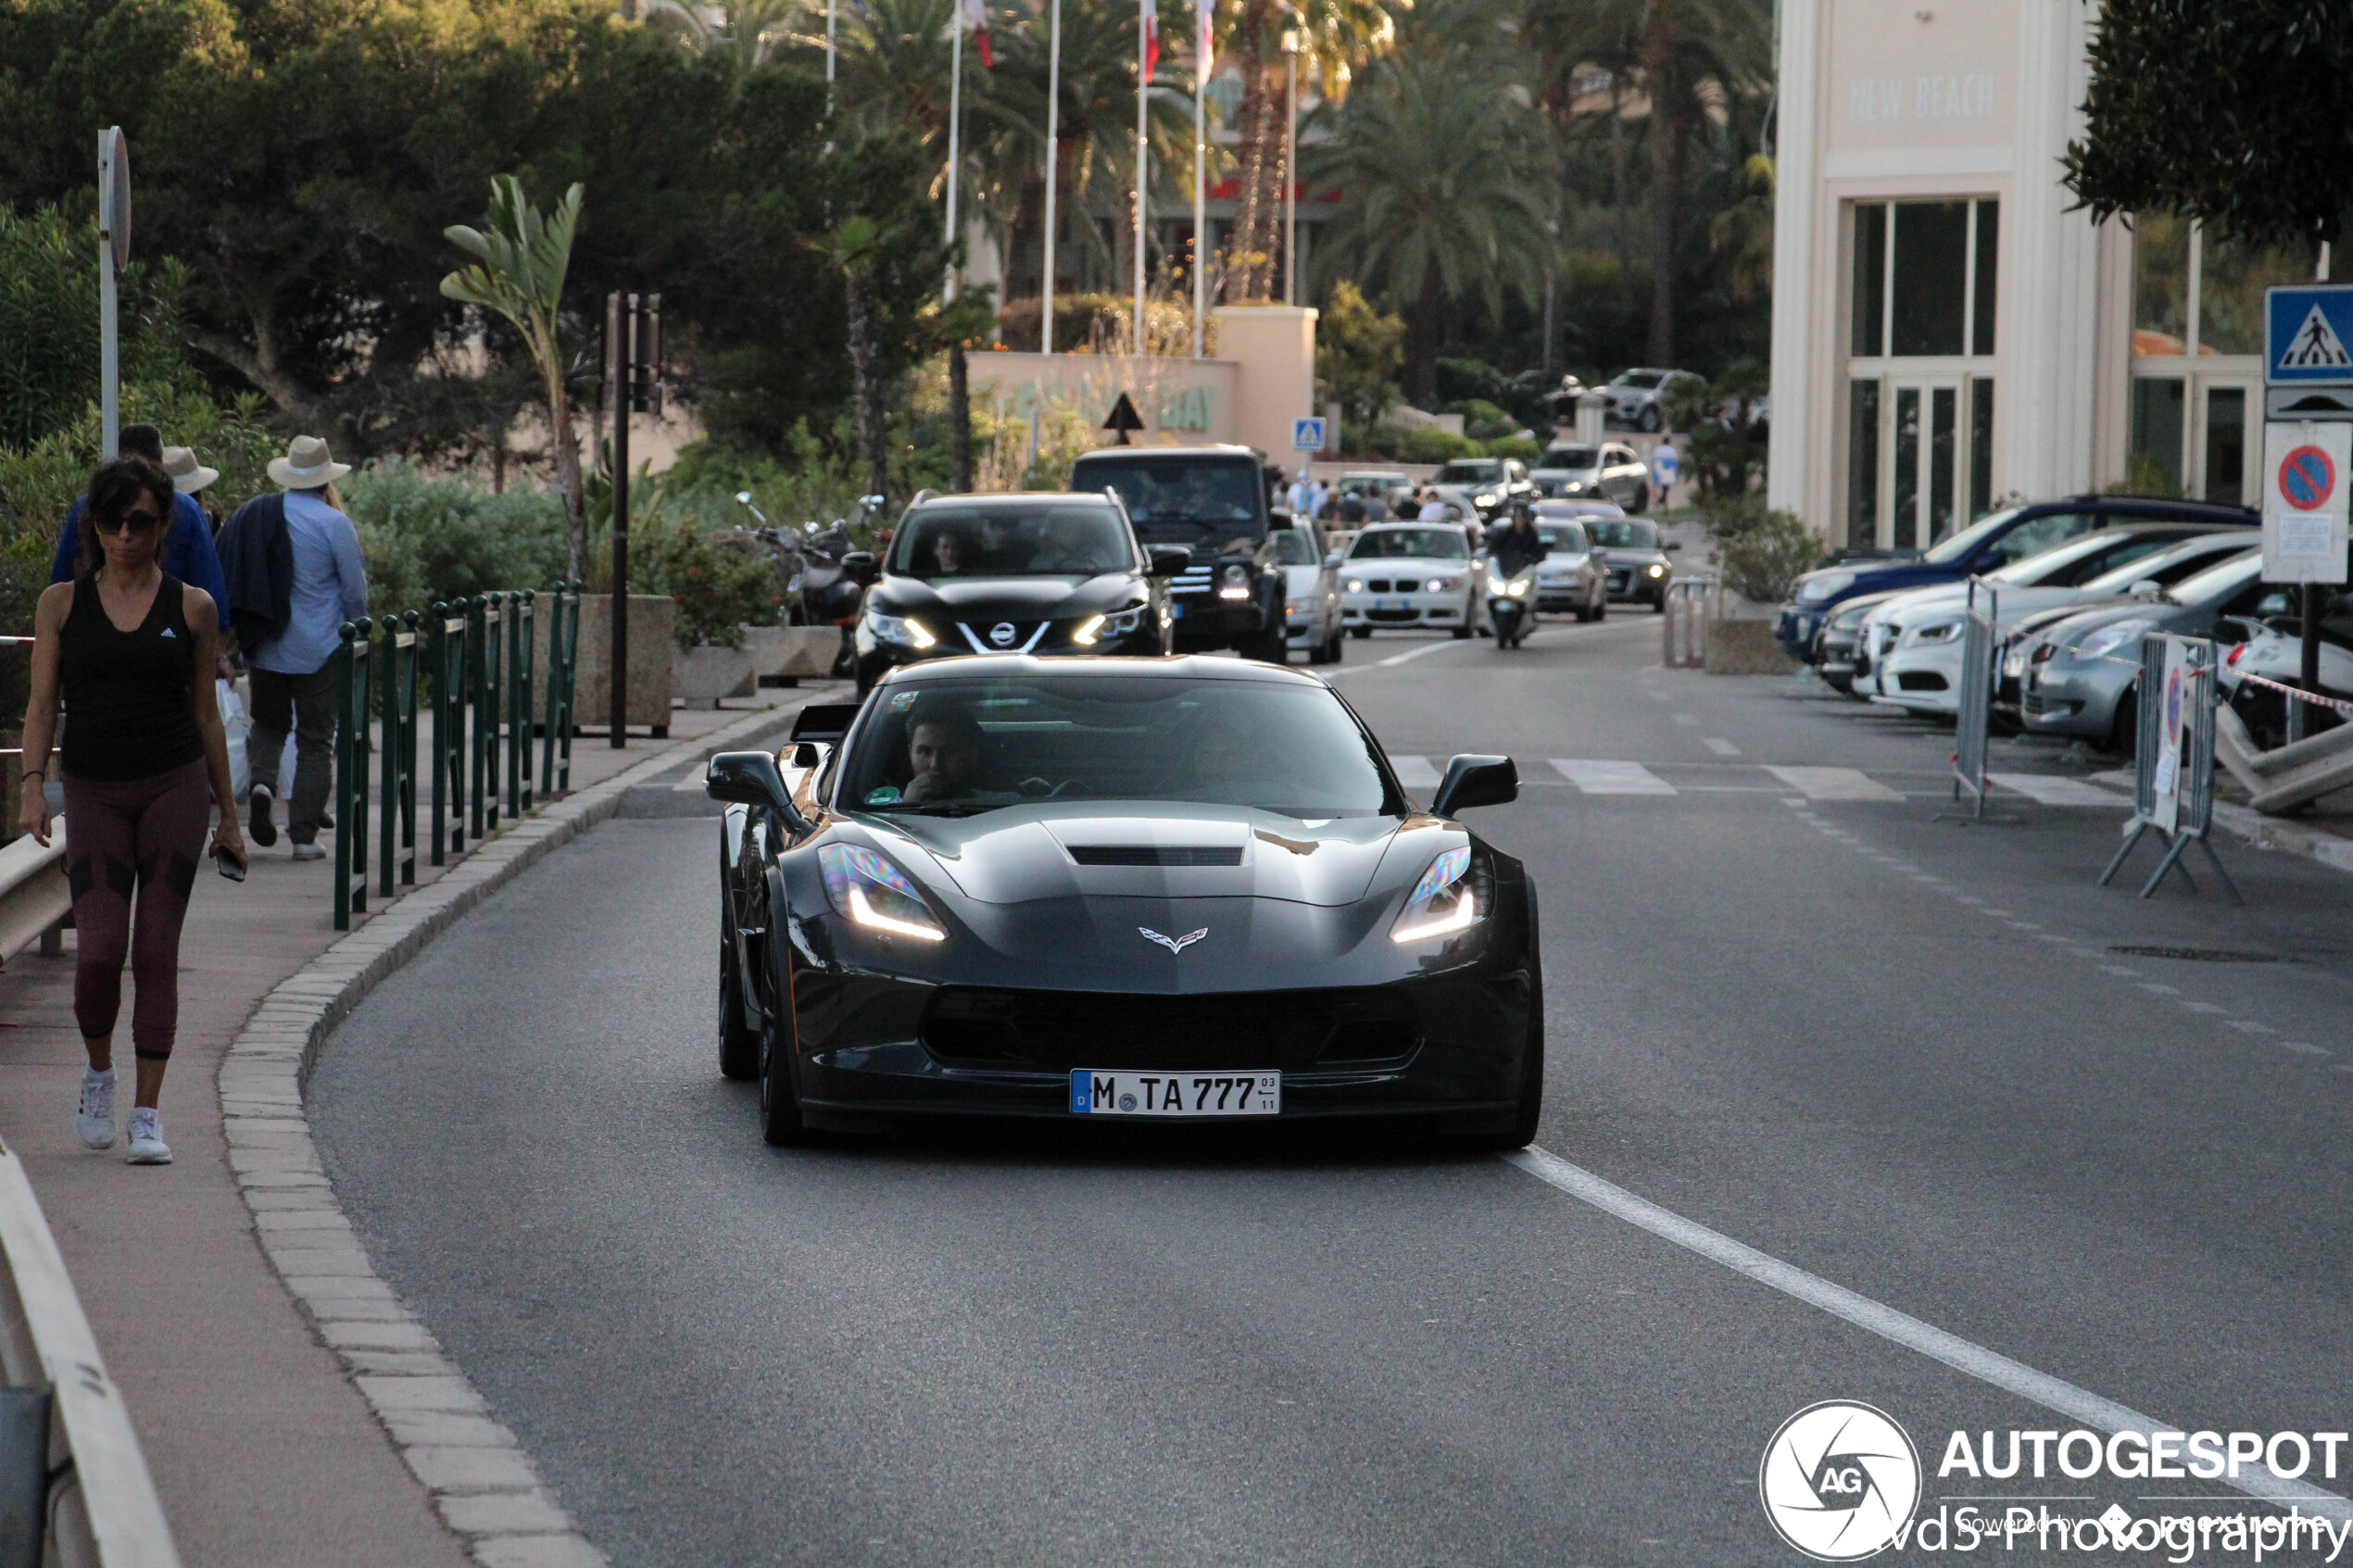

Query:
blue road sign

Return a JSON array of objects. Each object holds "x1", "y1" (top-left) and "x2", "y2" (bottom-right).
[
  {"x1": 2267, "y1": 285, "x2": 2353, "y2": 385},
  {"x1": 1292, "y1": 416, "x2": 1327, "y2": 452}
]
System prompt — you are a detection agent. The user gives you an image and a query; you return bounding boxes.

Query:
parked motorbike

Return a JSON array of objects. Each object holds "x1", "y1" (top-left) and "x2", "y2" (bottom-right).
[
  {"x1": 799, "y1": 494, "x2": 888, "y2": 679},
  {"x1": 1486, "y1": 559, "x2": 1540, "y2": 647},
  {"x1": 731, "y1": 492, "x2": 810, "y2": 626}
]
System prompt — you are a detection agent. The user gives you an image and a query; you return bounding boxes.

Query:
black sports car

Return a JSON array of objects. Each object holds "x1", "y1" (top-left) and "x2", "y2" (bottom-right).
[
  {"x1": 851, "y1": 492, "x2": 1183, "y2": 693},
  {"x1": 707, "y1": 657, "x2": 1542, "y2": 1148}
]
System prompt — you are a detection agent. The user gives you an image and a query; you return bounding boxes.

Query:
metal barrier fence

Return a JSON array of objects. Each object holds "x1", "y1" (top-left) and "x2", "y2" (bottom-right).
[
  {"x1": 333, "y1": 583, "x2": 581, "y2": 930},
  {"x1": 1948, "y1": 580, "x2": 1999, "y2": 819},
  {"x1": 1662, "y1": 578, "x2": 1721, "y2": 669},
  {"x1": 2100, "y1": 634, "x2": 2239, "y2": 903}
]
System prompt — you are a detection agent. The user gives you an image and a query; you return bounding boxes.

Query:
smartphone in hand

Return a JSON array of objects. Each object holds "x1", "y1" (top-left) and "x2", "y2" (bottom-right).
[{"x1": 214, "y1": 845, "x2": 246, "y2": 883}]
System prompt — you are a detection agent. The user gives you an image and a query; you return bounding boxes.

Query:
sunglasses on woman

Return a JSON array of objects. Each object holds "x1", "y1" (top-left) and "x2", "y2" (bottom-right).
[{"x1": 94, "y1": 505, "x2": 166, "y2": 536}]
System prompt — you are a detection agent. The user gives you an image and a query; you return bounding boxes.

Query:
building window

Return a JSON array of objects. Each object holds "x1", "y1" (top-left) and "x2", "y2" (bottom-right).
[
  {"x1": 2129, "y1": 217, "x2": 2317, "y2": 500},
  {"x1": 1843, "y1": 198, "x2": 2000, "y2": 548}
]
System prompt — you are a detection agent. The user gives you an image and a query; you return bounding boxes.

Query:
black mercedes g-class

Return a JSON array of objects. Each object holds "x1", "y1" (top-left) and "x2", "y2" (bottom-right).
[{"x1": 1070, "y1": 445, "x2": 1292, "y2": 661}]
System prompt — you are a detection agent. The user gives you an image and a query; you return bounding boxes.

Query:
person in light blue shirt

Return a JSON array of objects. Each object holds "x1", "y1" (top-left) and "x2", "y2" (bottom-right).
[{"x1": 240, "y1": 436, "x2": 369, "y2": 860}]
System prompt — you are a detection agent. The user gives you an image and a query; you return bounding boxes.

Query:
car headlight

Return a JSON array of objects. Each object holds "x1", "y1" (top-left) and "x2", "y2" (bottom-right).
[
  {"x1": 1219, "y1": 563, "x2": 1251, "y2": 600},
  {"x1": 1564, "y1": 481, "x2": 1585, "y2": 494},
  {"x1": 1645, "y1": 563, "x2": 1666, "y2": 578},
  {"x1": 1796, "y1": 571, "x2": 1856, "y2": 604},
  {"x1": 1073, "y1": 606, "x2": 1147, "y2": 646},
  {"x1": 819, "y1": 844, "x2": 947, "y2": 941},
  {"x1": 866, "y1": 608, "x2": 936, "y2": 649},
  {"x1": 1390, "y1": 847, "x2": 1487, "y2": 944},
  {"x1": 1426, "y1": 577, "x2": 1453, "y2": 594},
  {"x1": 1475, "y1": 492, "x2": 1497, "y2": 507},
  {"x1": 2074, "y1": 621, "x2": 2151, "y2": 662},
  {"x1": 1906, "y1": 618, "x2": 1962, "y2": 645},
  {"x1": 1345, "y1": 578, "x2": 1365, "y2": 594}
]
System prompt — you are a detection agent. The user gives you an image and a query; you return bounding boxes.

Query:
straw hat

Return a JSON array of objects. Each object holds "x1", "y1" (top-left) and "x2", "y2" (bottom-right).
[
  {"x1": 268, "y1": 433, "x2": 351, "y2": 491},
  {"x1": 161, "y1": 446, "x2": 220, "y2": 495}
]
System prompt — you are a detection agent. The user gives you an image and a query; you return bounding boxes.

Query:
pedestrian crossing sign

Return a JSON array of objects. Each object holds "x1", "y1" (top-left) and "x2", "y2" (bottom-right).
[{"x1": 2266, "y1": 285, "x2": 2353, "y2": 385}]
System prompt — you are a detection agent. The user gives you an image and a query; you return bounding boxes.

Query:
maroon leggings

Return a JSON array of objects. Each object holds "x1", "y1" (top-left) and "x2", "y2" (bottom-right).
[{"x1": 62, "y1": 759, "x2": 212, "y2": 1060}]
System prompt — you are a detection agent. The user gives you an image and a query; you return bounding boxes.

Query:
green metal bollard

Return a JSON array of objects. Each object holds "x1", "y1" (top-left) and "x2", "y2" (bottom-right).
[
  {"x1": 429, "y1": 601, "x2": 468, "y2": 865},
  {"x1": 508, "y1": 589, "x2": 532, "y2": 818},
  {"x1": 379, "y1": 612, "x2": 421, "y2": 899},
  {"x1": 540, "y1": 581, "x2": 580, "y2": 796},
  {"x1": 333, "y1": 619, "x2": 372, "y2": 930}
]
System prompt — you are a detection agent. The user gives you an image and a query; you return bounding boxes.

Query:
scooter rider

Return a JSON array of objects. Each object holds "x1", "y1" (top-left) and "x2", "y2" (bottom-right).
[{"x1": 1491, "y1": 501, "x2": 1546, "y2": 578}]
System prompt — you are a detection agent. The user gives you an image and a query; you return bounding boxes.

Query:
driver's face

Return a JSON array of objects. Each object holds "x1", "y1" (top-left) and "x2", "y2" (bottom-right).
[
  {"x1": 934, "y1": 534, "x2": 963, "y2": 571},
  {"x1": 910, "y1": 723, "x2": 980, "y2": 784}
]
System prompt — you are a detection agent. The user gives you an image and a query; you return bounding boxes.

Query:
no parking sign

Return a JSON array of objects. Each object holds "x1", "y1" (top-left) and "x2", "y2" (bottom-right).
[{"x1": 2259, "y1": 420, "x2": 2350, "y2": 583}]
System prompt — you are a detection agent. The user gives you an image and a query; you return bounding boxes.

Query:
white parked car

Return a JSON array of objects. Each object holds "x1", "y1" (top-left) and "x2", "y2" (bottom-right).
[
  {"x1": 1272, "y1": 522, "x2": 1346, "y2": 664},
  {"x1": 1530, "y1": 441, "x2": 1649, "y2": 511},
  {"x1": 1340, "y1": 523, "x2": 1483, "y2": 640},
  {"x1": 1857, "y1": 526, "x2": 2256, "y2": 712}
]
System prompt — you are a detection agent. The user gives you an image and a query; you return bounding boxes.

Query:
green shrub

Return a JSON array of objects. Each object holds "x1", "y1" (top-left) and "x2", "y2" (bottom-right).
[
  {"x1": 1441, "y1": 398, "x2": 1519, "y2": 440},
  {"x1": 1485, "y1": 435, "x2": 1542, "y2": 462},
  {"x1": 1315, "y1": 282, "x2": 1404, "y2": 435},
  {"x1": 1372, "y1": 425, "x2": 1484, "y2": 465},
  {"x1": 1716, "y1": 506, "x2": 1821, "y2": 603},
  {"x1": 341, "y1": 461, "x2": 569, "y2": 614},
  {"x1": 635, "y1": 517, "x2": 783, "y2": 649}
]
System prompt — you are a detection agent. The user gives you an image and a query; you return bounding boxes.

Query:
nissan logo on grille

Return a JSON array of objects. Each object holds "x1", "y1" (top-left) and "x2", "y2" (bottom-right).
[{"x1": 989, "y1": 622, "x2": 1018, "y2": 647}]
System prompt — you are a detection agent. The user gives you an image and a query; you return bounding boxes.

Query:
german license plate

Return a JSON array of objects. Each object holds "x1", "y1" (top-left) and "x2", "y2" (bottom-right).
[{"x1": 1069, "y1": 1071, "x2": 1279, "y2": 1116}]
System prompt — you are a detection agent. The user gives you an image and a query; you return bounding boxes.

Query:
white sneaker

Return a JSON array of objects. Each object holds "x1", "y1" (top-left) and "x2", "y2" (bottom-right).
[
  {"x1": 77, "y1": 1069, "x2": 115, "y2": 1150},
  {"x1": 125, "y1": 1109, "x2": 171, "y2": 1165},
  {"x1": 291, "y1": 843, "x2": 326, "y2": 862}
]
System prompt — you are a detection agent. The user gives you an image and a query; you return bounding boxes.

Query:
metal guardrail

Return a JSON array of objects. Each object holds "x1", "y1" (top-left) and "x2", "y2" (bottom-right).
[
  {"x1": 333, "y1": 584, "x2": 581, "y2": 930},
  {"x1": 2100, "y1": 634, "x2": 2238, "y2": 902},
  {"x1": 0, "y1": 834, "x2": 69, "y2": 969},
  {"x1": 1662, "y1": 577, "x2": 1721, "y2": 669},
  {"x1": 0, "y1": 1137, "x2": 179, "y2": 1567}
]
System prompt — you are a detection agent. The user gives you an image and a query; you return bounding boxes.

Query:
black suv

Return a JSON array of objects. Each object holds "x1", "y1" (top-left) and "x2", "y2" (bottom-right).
[{"x1": 1071, "y1": 445, "x2": 1291, "y2": 661}]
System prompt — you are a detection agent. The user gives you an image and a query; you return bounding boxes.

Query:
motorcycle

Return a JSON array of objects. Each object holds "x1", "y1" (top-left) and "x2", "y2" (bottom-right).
[
  {"x1": 799, "y1": 494, "x2": 889, "y2": 679},
  {"x1": 1486, "y1": 558, "x2": 1540, "y2": 647},
  {"x1": 731, "y1": 492, "x2": 810, "y2": 626}
]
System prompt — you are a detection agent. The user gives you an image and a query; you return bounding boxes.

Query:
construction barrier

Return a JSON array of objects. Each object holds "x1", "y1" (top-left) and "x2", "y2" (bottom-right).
[
  {"x1": 1948, "y1": 580, "x2": 1999, "y2": 819},
  {"x1": 2100, "y1": 634, "x2": 2239, "y2": 903}
]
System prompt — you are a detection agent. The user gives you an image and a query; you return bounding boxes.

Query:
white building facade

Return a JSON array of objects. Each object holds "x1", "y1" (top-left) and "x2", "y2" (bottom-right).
[{"x1": 1768, "y1": 0, "x2": 2325, "y2": 549}]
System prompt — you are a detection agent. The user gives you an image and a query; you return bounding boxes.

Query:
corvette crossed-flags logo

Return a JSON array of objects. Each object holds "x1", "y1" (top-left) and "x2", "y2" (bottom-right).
[{"x1": 1139, "y1": 927, "x2": 1208, "y2": 954}]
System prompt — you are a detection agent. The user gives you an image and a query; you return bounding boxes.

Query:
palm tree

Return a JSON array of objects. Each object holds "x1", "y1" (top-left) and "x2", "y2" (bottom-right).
[
  {"x1": 1306, "y1": 38, "x2": 1553, "y2": 401},
  {"x1": 1219, "y1": 0, "x2": 1393, "y2": 303},
  {"x1": 637, "y1": 0, "x2": 797, "y2": 71},
  {"x1": 441, "y1": 176, "x2": 591, "y2": 577}
]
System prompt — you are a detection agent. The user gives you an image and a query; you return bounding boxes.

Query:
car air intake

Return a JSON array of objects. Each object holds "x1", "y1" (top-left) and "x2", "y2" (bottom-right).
[
  {"x1": 1066, "y1": 846, "x2": 1244, "y2": 867},
  {"x1": 922, "y1": 987, "x2": 1420, "y2": 1070}
]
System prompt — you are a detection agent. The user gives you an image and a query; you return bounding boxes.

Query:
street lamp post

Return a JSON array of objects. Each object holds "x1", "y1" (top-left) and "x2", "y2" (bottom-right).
[
  {"x1": 1043, "y1": 0, "x2": 1062, "y2": 354},
  {"x1": 1281, "y1": 30, "x2": 1299, "y2": 307},
  {"x1": 1192, "y1": 0, "x2": 1209, "y2": 356},
  {"x1": 607, "y1": 292, "x2": 660, "y2": 748}
]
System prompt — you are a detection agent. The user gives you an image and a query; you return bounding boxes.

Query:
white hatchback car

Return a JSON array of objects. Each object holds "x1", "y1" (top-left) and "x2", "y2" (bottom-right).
[
  {"x1": 1272, "y1": 523, "x2": 1346, "y2": 663},
  {"x1": 1340, "y1": 523, "x2": 1482, "y2": 639}
]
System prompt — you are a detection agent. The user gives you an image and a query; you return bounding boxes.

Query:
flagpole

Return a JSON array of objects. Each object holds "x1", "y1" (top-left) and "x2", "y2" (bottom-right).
[
  {"x1": 1043, "y1": 0, "x2": 1062, "y2": 355},
  {"x1": 1192, "y1": 0, "x2": 1207, "y2": 357},
  {"x1": 946, "y1": 13, "x2": 963, "y2": 302},
  {"x1": 1134, "y1": 0, "x2": 1150, "y2": 355}
]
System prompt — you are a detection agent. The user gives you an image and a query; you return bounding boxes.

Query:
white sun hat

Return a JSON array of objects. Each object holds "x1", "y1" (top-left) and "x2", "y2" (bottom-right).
[
  {"x1": 160, "y1": 445, "x2": 220, "y2": 495},
  {"x1": 267, "y1": 433, "x2": 352, "y2": 491}
]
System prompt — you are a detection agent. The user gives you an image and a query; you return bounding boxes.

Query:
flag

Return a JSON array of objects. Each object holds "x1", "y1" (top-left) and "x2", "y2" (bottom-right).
[
  {"x1": 1195, "y1": 0, "x2": 1212, "y2": 76},
  {"x1": 1142, "y1": 0, "x2": 1160, "y2": 82},
  {"x1": 963, "y1": 0, "x2": 993, "y2": 68}
]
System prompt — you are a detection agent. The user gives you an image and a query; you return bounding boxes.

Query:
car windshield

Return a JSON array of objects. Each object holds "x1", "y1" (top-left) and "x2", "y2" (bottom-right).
[
  {"x1": 1612, "y1": 371, "x2": 1664, "y2": 389},
  {"x1": 1984, "y1": 529, "x2": 2150, "y2": 584},
  {"x1": 2164, "y1": 552, "x2": 2265, "y2": 607},
  {"x1": 1341, "y1": 475, "x2": 1401, "y2": 495},
  {"x1": 840, "y1": 676, "x2": 1395, "y2": 819},
  {"x1": 2079, "y1": 538, "x2": 2255, "y2": 596},
  {"x1": 1438, "y1": 459, "x2": 1503, "y2": 484},
  {"x1": 1076, "y1": 457, "x2": 1263, "y2": 535},
  {"x1": 1349, "y1": 528, "x2": 1469, "y2": 560},
  {"x1": 1538, "y1": 446, "x2": 1597, "y2": 470},
  {"x1": 1920, "y1": 508, "x2": 2024, "y2": 563},
  {"x1": 889, "y1": 504, "x2": 1134, "y2": 578},
  {"x1": 1585, "y1": 521, "x2": 1658, "y2": 549},
  {"x1": 1536, "y1": 523, "x2": 1587, "y2": 553},
  {"x1": 1268, "y1": 529, "x2": 1320, "y2": 566}
]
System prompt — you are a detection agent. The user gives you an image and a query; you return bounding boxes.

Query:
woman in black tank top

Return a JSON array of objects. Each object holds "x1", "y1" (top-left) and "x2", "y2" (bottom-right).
[{"x1": 17, "y1": 457, "x2": 248, "y2": 1166}]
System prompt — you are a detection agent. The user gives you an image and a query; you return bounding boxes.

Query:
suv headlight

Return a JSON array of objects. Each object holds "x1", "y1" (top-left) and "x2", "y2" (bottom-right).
[
  {"x1": 819, "y1": 844, "x2": 946, "y2": 941},
  {"x1": 866, "y1": 607, "x2": 936, "y2": 648},
  {"x1": 1218, "y1": 562, "x2": 1251, "y2": 600},
  {"x1": 1073, "y1": 606, "x2": 1148, "y2": 645},
  {"x1": 1390, "y1": 847, "x2": 1487, "y2": 944}
]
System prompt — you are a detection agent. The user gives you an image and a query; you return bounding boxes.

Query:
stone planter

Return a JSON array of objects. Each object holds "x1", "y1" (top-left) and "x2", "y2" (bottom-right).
[
  {"x1": 740, "y1": 626, "x2": 842, "y2": 684},
  {"x1": 541, "y1": 594, "x2": 676, "y2": 735},
  {"x1": 673, "y1": 644, "x2": 757, "y2": 709}
]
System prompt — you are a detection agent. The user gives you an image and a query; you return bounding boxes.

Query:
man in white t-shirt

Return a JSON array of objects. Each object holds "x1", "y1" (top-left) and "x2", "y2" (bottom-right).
[
  {"x1": 1417, "y1": 489, "x2": 1449, "y2": 521},
  {"x1": 1649, "y1": 439, "x2": 1680, "y2": 509}
]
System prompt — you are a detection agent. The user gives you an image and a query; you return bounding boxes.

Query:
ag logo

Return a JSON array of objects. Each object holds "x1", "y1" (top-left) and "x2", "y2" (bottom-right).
[
  {"x1": 1758, "y1": 1401, "x2": 1920, "y2": 1562},
  {"x1": 989, "y1": 621, "x2": 1018, "y2": 646}
]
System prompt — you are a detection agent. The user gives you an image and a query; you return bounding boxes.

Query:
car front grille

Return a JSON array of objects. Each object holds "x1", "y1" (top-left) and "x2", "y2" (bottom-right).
[
  {"x1": 1170, "y1": 568, "x2": 1213, "y2": 596},
  {"x1": 922, "y1": 986, "x2": 1419, "y2": 1070},
  {"x1": 1366, "y1": 608, "x2": 1420, "y2": 622}
]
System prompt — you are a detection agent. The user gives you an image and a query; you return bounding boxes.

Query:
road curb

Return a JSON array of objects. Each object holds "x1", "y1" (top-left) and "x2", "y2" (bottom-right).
[
  {"x1": 2082, "y1": 769, "x2": 2353, "y2": 876},
  {"x1": 215, "y1": 696, "x2": 830, "y2": 1567}
]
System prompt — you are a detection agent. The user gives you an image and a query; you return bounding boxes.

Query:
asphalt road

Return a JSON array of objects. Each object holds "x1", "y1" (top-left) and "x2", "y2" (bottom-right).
[{"x1": 312, "y1": 609, "x2": 2353, "y2": 1567}]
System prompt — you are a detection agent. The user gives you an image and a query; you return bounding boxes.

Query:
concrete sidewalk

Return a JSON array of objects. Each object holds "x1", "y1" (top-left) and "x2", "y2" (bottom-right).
[{"x1": 0, "y1": 690, "x2": 837, "y2": 1567}]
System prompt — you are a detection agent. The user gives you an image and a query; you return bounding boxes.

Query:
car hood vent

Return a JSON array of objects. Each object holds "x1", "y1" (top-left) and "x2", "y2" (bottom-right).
[{"x1": 1067, "y1": 845, "x2": 1244, "y2": 867}]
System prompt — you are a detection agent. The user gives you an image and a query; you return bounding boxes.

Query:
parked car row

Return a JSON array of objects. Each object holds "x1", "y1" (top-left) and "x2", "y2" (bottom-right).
[{"x1": 1778, "y1": 495, "x2": 2273, "y2": 751}]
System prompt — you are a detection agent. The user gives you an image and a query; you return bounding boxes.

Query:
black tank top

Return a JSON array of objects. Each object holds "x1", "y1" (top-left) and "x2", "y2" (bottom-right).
[{"x1": 59, "y1": 572, "x2": 206, "y2": 783}]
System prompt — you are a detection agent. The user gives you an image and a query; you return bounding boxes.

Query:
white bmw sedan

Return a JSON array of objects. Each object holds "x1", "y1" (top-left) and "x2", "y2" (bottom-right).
[{"x1": 1340, "y1": 523, "x2": 1482, "y2": 640}]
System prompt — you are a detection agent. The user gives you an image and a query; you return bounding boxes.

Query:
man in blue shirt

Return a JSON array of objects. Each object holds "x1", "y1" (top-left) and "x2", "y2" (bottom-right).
[
  {"x1": 236, "y1": 435, "x2": 370, "y2": 860},
  {"x1": 50, "y1": 425, "x2": 233, "y2": 643}
]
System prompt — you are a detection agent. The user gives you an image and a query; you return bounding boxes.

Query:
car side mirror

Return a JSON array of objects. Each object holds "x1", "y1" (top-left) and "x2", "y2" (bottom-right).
[
  {"x1": 1148, "y1": 546, "x2": 1192, "y2": 577},
  {"x1": 1325, "y1": 550, "x2": 1345, "y2": 569},
  {"x1": 707, "y1": 749, "x2": 810, "y2": 833},
  {"x1": 841, "y1": 550, "x2": 880, "y2": 586},
  {"x1": 2255, "y1": 592, "x2": 2293, "y2": 618},
  {"x1": 1666, "y1": 540, "x2": 1684, "y2": 552},
  {"x1": 2131, "y1": 579, "x2": 2163, "y2": 601},
  {"x1": 1429, "y1": 754, "x2": 1518, "y2": 816}
]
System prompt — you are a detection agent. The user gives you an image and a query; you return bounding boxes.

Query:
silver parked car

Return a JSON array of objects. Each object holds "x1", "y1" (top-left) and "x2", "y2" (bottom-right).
[
  {"x1": 1528, "y1": 517, "x2": 1609, "y2": 621},
  {"x1": 1602, "y1": 368, "x2": 1705, "y2": 433},
  {"x1": 1530, "y1": 441, "x2": 1650, "y2": 510},
  {"x1": 1272, "y1": 522, "x2": 1346, "y2": 664}
]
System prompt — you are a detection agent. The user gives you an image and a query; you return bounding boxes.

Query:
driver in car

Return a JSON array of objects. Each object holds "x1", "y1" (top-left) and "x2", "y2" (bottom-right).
[{"x1": 900, "y1": 707, "x2": 993, "y2": 804}]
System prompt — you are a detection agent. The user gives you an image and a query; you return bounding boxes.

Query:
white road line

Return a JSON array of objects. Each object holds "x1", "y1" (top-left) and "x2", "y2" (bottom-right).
[
  {"x1": 1987, "y1": 772, "x2": 2129, "y2": 808},
  {"x1": 1389, "y1": 754, "x2": 1442, "y2": 787},
  {"x1": 1671, "y1": 713, "x2": 1700, "y2": 727},
  {"x1": 1703, "y1": 737, "x2": 1742, "y2": 757},
  {"x1": 1505, "y1": 1147, "x2": 2352, "y2": 1524},
  {"x1": 1765, "y1": 766, "x2": 1906, "y2": 802},
  {"x1": 1549, "y1": 759, "x2": 1678, "y2": 796}
]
